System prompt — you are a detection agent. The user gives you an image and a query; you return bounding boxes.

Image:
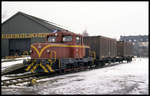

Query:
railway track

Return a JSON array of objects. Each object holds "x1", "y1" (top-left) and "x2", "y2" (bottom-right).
[
  {"x1": 1, "y1": 71, "x2": 61, "y2": 87},
  {"x1": 1, "y1": 61, "x2": 128, "y2": 87},
  {"x1": 1, "y1": 72, "x2": 45, "y2": 86}
]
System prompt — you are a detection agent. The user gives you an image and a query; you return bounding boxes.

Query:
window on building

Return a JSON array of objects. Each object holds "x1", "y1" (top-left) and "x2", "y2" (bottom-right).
[
  {"x1": 48, "y1": 36, "x2": 56, "y2": 43},
  {"x1": 63, "y1": 36, "x2": 72, "y2": 42}
]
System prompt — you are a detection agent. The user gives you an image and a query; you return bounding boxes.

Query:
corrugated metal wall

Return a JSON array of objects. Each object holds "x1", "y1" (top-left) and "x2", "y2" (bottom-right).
[
  {"x1": 1, "y1": 14, "x2": 52, "y2": 57},
  {"x1": 9, "y1": 39, "x2": 31, "y2": 56}
]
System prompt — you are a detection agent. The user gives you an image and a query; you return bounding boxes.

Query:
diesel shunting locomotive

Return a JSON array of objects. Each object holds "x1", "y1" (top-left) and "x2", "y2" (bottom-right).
[{"x1": 23, "y1": 30, "x2": 133, "y2": 73}]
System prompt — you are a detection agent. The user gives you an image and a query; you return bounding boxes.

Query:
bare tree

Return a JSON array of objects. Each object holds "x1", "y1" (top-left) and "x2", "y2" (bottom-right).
[{"x1": 82, "y1": 29, "x2": 89, "y2": 36}]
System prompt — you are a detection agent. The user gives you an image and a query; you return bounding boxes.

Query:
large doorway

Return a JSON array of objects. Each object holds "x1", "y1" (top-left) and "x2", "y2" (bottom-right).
[{"x1": 9, "y1": 39, "x2": 31, "y2": 56}]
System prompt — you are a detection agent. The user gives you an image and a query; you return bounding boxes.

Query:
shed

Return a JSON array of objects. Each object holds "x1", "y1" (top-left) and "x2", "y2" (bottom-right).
[{"x1": 2, "y1": 12, "x2": 67, "y2": 57}]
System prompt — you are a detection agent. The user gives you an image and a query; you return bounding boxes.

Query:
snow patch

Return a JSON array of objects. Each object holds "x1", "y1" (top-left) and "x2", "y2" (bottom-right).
[{"x1": 1, "y1": 58, "x2": 149, "y2": 95}]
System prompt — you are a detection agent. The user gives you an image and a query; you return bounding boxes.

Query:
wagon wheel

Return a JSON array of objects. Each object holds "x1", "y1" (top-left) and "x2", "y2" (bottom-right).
[{"x1": 100, "y1": 62, "x2": 105, "y2": 67}]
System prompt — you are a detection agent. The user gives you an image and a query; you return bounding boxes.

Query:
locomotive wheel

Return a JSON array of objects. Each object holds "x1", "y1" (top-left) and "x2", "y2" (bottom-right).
[
  {"x1": 88, "y1": 61, "x2": 93, "y2": 69},
  {"x1": 59, "y1": 69, "x2": 63, "y2": 75},
  {"x1": 95, "y1": 62, "x2": 100, "y2": 68},
  {"x1": 61, "y1": 69, "x2": 66, "y2": 74}
]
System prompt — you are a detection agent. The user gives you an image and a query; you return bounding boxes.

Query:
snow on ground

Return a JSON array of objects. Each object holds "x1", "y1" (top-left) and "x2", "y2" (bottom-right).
[
  {"x1": 1, "y1": 56, "x2": 30, "y2": 71},
  {"x1": 1, "y1": 58, "x2": 149, "y2": 95},
  {"x1": 2, "y1": 60, "x2": 23, "y2": 70},
  {"x1": 1, "y1": 56, "x2": 30, "y2": 62}
]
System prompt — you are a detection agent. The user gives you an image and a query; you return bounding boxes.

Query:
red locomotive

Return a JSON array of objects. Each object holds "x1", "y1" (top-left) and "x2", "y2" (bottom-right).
[
  {"x1": 24, "y1": 30, "x2": 133, "y2": 73},
  {"x1": 24, "y1": 30, "x2": 92, "y2": 73}
]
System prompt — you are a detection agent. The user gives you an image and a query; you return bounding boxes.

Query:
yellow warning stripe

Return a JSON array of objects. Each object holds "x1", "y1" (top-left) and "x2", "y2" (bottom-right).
[
  {"x1": 30, "y1": 63, "x2": 50, "y2": 73},
  {"x1": 48, "y1": 59, "x2": 53, "y2": 66},
  {"x1": 47, "y1": 59, "x2": 55, "y2": 72},
  {"x1": 31, "y1": 45, "x2": 40, "y2": 56},
  {"x1": 31, "y1": 44, "x2": 89, "y2": 58},
  {"x1": 50, "y1": 51, "x2": 56, "y2": 63},
  {"x1": 30, "y1": 64, "x2": 40, "y2": 73},
  {"x1": 49, "y1": 44, "x2": 90, "y2": 48},
  {"x1": 46, "y1": 64, "x2": 55, "y2": 72},
  {"x1": 40, "y1": 63, "x2": 49, "y2": 73},
  {"x1": 25, "y1": 62, "x2": 35, "y2": 71}
]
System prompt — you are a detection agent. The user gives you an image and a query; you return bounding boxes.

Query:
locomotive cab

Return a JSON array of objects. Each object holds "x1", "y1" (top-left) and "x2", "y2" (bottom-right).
[{"x1": 46, "y1": 30, "x2": 83, "y2": 45}]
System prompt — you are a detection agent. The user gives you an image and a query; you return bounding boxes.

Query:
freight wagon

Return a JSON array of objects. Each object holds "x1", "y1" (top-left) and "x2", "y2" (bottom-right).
[
  {"x1": 117, "y1": 41, "x2": 133, "y2": 62},
  {"x1": 83, "y1": 36, "x2": 117, "y2": 62},
  {"x1": 83, "y1": 36, "x2": 133, "y2": 64}
]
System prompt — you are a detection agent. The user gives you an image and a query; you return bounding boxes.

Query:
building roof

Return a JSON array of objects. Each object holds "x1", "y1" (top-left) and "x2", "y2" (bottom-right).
[
  {"x1": 120, "y1": 35, "x2": 148, "y2": 42},
  {"x1": 2, "y1": 11, "x2": 68, "y2": 32}
]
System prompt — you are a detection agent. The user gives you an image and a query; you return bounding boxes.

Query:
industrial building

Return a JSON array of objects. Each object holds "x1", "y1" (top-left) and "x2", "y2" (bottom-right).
[
  {"x1": 1, "y1": 12, "x2": 67, "y2": 57},
  {"x1": 120, "y1": 35, "x2": 149, "y2": 57}
]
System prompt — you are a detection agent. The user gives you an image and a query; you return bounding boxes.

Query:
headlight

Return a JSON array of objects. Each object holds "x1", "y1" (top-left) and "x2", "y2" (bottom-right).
[
  {"x1": 38, "y1": 44, "x2": 42, "y2": 48},
  {"x1": 30, "y1": 49, "x2": 32, "y2": 53},
  {"x1": 55, "y1": 33, "x2": 58, "y2": 36},
  {"x1": 47, "y1": 50, "x2": 50, "y2": 53}
]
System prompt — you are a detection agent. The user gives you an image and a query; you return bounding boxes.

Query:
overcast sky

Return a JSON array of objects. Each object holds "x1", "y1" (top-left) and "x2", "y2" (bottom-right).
[{"x1": 2, "y1": 1, "x2": 148, "y2": 40}]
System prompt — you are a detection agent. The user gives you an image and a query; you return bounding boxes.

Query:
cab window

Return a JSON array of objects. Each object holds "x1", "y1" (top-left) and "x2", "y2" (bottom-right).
[
  {"x1": 63, "y1": 36, "x2": 72, "y2": 42},
  {"x1": 76, "y1": 36, "x2": 81, "y2": 44},
  {"x1": 48, "y1": 36, "x2": 56, "y2": 43}
]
